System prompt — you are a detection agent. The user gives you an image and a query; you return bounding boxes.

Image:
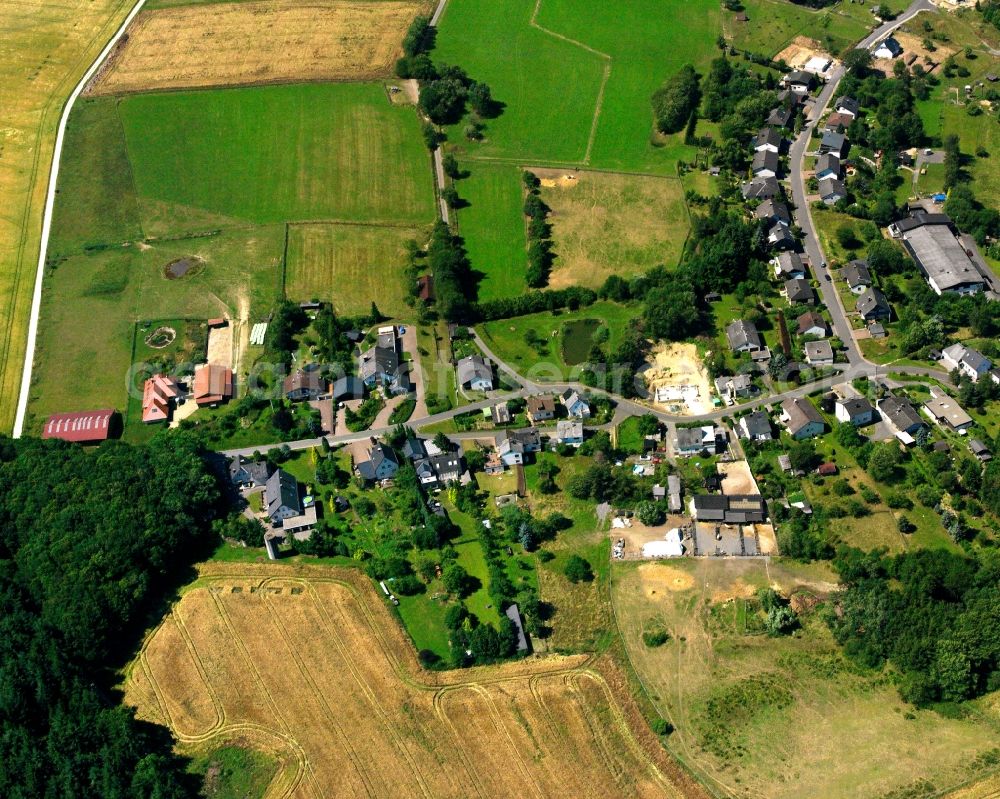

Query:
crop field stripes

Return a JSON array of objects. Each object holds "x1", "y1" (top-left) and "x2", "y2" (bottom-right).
[
  {"x1": 431, "y1": 687, "x2": 490, "y2": 798},
  {"x1": 469, "y1": 683, "x2": 547, "y2": 799},
  {"x1": 166, "y1": 608, "x2": 226, "y2": 735}
]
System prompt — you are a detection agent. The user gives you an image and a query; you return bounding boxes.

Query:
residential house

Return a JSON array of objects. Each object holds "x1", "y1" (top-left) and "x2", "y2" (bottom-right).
[
  {"x1": 819, "y1": 131, "x2": 846, "y2": 157},
  {"x1": 692, "y1": 494, "x2": 767, "y2": 523},
  {"x1": 824, "y1": 111, "x2": 854, "y2": 132},
  {"x1": 873, "y1": 36, "x2": 903, "y2": 59},
  {"x1": 819, "y1": 178, "x2": 848, "y2": 205},
  {"x1": 835, "y1": 397, "x2": 876, "y2": 426},
  {"x1": 751, "y1": 149, "x2": 780, "y2": 178},
  {"x1": 754, "y1": 127, "x2": 782, "y2": 154},
  {"x1": 817, "y1": 462, "x2": 838, "y2": 476},
  {"x1": 526, "y1": 395, "x2": 556, "y2": 424},
  {"x1": 264, "y1": 469, "x2": 301, "y2": 526},
  {"x1": 457, "y1": 355, "x2": 494, "y2": 391},
  {"x1": 491, "y1": 402, "x2": 511, "y2": 425},
  {"x1": 416, "y1": 453, "x2": 464, "y2": 488},
  {"x1": 715, "y1": 373, "x2": 756, "y2": 401},
  {"x1": 780, "y1": 397, "x2": 825, "y2": 439},
  {"x1": 402, "y1": 438, "x2": 427, "y2": 461},
  {"x1": 284, "y1": 368, "x2": 326, "y2": 402},
  {"x1": 773, "y1": 251, "x2": 807, "y2": 280},
  {"x1": 556, "y1": 419, "x2": 585, "y2": 447},
  {"x1": 923, "y1": 390, "x2": 974, "y2": 431},
  {"x1": 741, "y1": 177, "x2": 781, "y2": 200},
  {"x1": 842, "y1": 260, "x2": 872, "y2": 294},
  {"x1": 755, "y1": 199, "x2": 791, "y2": 227},
  {"x1": 228, "y1": 455, "x2": 273, "y2": 489},
  {"x1": 355, "y1": 439, "x2": 400, "y2": 481},
  {"x1": 359, "y1": 345, "x2": 409, "y2": 394},
  {"x1": 970, "y1": 439, "x2": 992, "y2": 462},
  {"x1": 142, "y1": 373, "x2": 181, "y2": 423},
  {"x1": 726, "y1": 319, "x2": 763, "y2": 352},
  {"x1": 797, "y1": 310, "x2": 828, "y2": 338},
  {"x1": 878, "y1": 395, "x2": 926, "y2": 440},
  {"x1": 675, "y1": 425, "x2": 725, "y2": 457},
  {"x1": 737, "y1": 410, "x2": 773, "y2": 441},
  {"x1": 815, "y1": 153, "x2": 841, "y2": 181},
  {"x1": 856, "y1": 287, "x2": 892, "y2": 321},
  {"x1": 193, "y1": 364, "x2": 233, "y2": 406},
  {"x1": 561, "y1": 389, "x2": 591, "y2": 419},
  {"x1": 767, "y1": 222, "x2": 795, "y2": 250},
  {"x1": 767, "y1": 106, "x2": 794, "y2": 128},
  {"x1": 496, "y1": 428, "x2": 542, "y2": 466},
  {"x1": 667, "y1": 474, "x2": 683, "y2": 514},
  {"x1": 804, "y1": 340, "x2": 834, "y2": 366},
  {"x1": 376, "y1": 325, "x2": 397, "y2": 350},
  {"x1": 941, "y1": 343, "x2": 992, "y2": 383},
  {"x1": 833, "y1": 96, "x2": 859, "y2": 119},
  {"x1": 783, "y1": 69, "x2": 815, "y2": 94},
  {"x1": 331, "y1": 375, "x2": 365, "y2": 401},
  {"x1": 784, "y1": 277, "x2": 814, "y2": 304}
]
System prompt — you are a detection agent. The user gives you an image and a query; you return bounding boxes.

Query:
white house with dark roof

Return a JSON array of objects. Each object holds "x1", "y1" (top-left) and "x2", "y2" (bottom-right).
[
  {"x1": 755, "y1": 199, "x2": 791, "y2": 228},
  {"x1": 457, "y1": 355, "x2": 494, "y2": 391},
  {"x1": 773, "y1": 251, "x2": 807, "y2": 280},
  {"x1": 737, "y1": 410, "x2": 773, "y2": 441},
  {"x1": 873, "y1": 36, "x2": 902, "y2": 59},
  {"x1": 741, "y1": 177, "x2": 781, "y2": 200},
  {"x1": 835, "y1": 397, "x2": 876, "y2": 426},
  {"x1": 819, "y1": 178, "x2": 847, "y2": 205},
  {"x1": 264, "y1": 469, "x2": 302, "y2": 525},
  {"x1": 842, "y1": 260, "x2": 872, "y2": 294},
  {"x1": 754, "y1": 127, "x2": 782, "y2": 154},
  {"x1": 780, "y1": 398, "x2": 825, "y2": 439},
  {"x1": 355, "y1": 439, "x2": 399, "y2": 481},
  {"x1": 878, "y1": 395, "x2": 926, "y2": 441},
  {"x1": 784, "y1": 277, "x2": 814, "y2": 305},
  {"x1": 752, "y1": 149, "x2": 780, "y2": 178},
  {"x1": 833, "y1": 96, "x2": 859, "y2": 119},
  {"x1": 726, "y1": 319, "x2": 763, "y2": 352},
  {"x1": 941, "y1": 343, "x2": 992, "y2": 382},
  {"x1": 856, "y1": 287, "x2": 891, "y2": 321},
  {"x1": 815, "y1": 153, "x2": 841, "y2": 181}
]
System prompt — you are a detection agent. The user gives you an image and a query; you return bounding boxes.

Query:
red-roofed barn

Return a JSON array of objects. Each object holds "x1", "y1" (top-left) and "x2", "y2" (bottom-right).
[{"x1": 42, "y1": 409, "x2": 119, "y2": 444}]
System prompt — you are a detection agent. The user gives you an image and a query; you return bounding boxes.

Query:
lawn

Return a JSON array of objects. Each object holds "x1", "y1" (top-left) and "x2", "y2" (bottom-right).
[
  {"x1": 25, "y1": 226, "x2": 284, "y2": 433},
  {"x1": 284, "y1": 223, "x2": 428, "y2": 318},
  {"x1": 613, "y1": 557, "x2": 1000, "y2": 799},
  {"x1": 725, "y1": 0, "x2": 871, "y2": 58},
  {"x1": 538, "y1": 169, "x2": 689, "y2": 289},
  {"x1": 476, "y1": 300, "x2": 639, "y2": 379},
  {"x1": 187, "y1": 744, "x2": 278, "y2": 799},
  {"x1": 415, "y1": 320, "x2": 457, "y2": 413},
  {"x1": 453, "y1": 162, "x2": 527, "y2": 301},
  {"x1": 118, "y1": 83, "x2": 436, "y2": 235},
  {"x1": 615, "y1": 415, "x2": 646, "y2": 455},
  {"x1": 811, "y1": 207, "x2": 867, "y2": 266}
]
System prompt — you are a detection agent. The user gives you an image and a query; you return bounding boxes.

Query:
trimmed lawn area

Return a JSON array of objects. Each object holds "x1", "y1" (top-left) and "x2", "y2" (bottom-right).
[
  {"x1": 284, "y1": 222, "x2": 427, "y2": 318},
  {"x1": 119, "y1": 83, "x2": 436, "y2": 234},
  {"x1": 539, "y1": 170, "x2": 689, "y2": 289},
  {"x1": 615, "y1": 415, "x2": 646, "y2": 455},
  {"x1": 416, "y1": 320, "x2": 457, "y2": 413},
  {"x1": 811, "y1": 207, "x2": 867, "y2": 266},
  {"x1": 725, "y1": 0, "x2": 871, "y2": 58},
  {"x1": 454, "y1": 162, "x2": 527, "y2": 301}
]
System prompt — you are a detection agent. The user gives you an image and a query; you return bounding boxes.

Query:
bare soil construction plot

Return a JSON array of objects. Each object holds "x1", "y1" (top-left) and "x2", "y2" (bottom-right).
[
  {"x1": 127, "y1": 562, "x2": 704, "y2": 798},
  {"x1": 775, "y1": 36, "x2": 836, "y2": 73},
  {"x1": 90, "y1": 0, "x2": 431, "y2": 94},
  {"x1": 643, "y1": 342, "x2": 713, "y2": 415}
]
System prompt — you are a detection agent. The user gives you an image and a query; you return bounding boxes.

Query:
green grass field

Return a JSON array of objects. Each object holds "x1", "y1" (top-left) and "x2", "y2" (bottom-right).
[
  {"x1": 726, "y1": 0, "x2": 870, "y2": 57},
  {"x1": 189, "y1": 745, "x2": 278, "y2": 799},
  {"x1": 613, "y1": 557, "x2": 1000, "y2": 799},
  {"x1": 285, "y1": 223, "x2": 427, "y2": 318},
  {"x1": 454, "y1": 162, "x2": 528, "y2": 300},
  {"x1": 119, "y1": 83, "x2": 436, "y2": 233}
]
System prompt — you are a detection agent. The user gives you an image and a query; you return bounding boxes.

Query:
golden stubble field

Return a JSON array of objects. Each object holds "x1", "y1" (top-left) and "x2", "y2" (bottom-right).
[
  {"x1": 0, "y1": 0, "x2": 135, "y2": 432},
  {"x1": 91, "y1": 0, "x2": 431, "y2": 94},
  {"x1": 127, "y1": 562, "x2": 706, "y2": 799}
]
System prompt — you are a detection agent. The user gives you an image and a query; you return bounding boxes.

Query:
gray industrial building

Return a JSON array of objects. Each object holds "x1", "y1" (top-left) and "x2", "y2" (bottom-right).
[{"x1": 890, "y1": 213, "x2": 996, "y2": 296}]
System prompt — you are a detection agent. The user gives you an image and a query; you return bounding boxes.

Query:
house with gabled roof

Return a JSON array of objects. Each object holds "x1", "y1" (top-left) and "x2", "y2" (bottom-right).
[
  {"x1": 355, "y1": 439, "x2": 399, "y2": 481},
  {"x1": 737, "y1": 410, "x2": 773, "y2": 441},
  {"x1": 561, "y1": 389, "x2": 591, "y2": 419},
  {"x1": 780, "y1": 397, "x2": 825, "y2": 439},
  {"x1": 457, "y1": 355, "x2": 494, "y2": 391},
  {"x1": 526, "y1": 395, "x2": 556, "y2": 424},
  {"x1": 726, "y1": 319, "x2": 763, "y2": 352},
  {"x1": 773, "y1": 251, "x2": 807, "y2": 280},
  {"x1": 941, "y1": 343, "x2": 992, "y2": 383},
  {"x1": 755, "y1": 199, "x2": 791, "y2": 228},
  {"x1": 754, "y1": 127, "x2": 782, "y2": 154},
  {"x1": 784, "y1": 277, "x2": 814, "y2": 305},
  {"x1": 265, "y1": 469, "x2": 302, "y2": 525},
  {"x1": 835, "y1": 397, "x2": 876, "y2": 427},
  {"x1": 842, "y1": 260, "x2": 872, "y2": 294},
  {"x1": 229, "y1": 455, "x2": 274, "y2": 489},
  {"x1": 856, "y1": 287, "x2": 891, "y2": 321},
  {"x1": 797, "y1": 310, "x2": 828, "y2": 338},
  {"x1": 741, "y1": 177, "x2": 781, "y2": 200}
]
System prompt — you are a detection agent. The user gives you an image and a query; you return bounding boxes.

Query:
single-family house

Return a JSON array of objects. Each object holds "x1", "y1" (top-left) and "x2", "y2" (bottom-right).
[
  {"x1": 415, "y1": 453, "x2": 464, "y2": 488},
  {"x1": 331, "y1": 375, "x2": 365, "y2": 401},
  {"x1": 715, "y1": 373, "x2": 756, "y2": 401},
  {"x1": 815, "y1": 153, "x2": 841, "y2": 181},
  {"x1": 496, "y1": 428, "x2": 542, "y2": 466},
  {"x1": 726, "y1": 319, "x2": 763, "y2": 352},
  {"x1": 355, "y1": 439, "x2": 400, "y2": 481},
  {"x1": 741, "y1": 177, "x2": 781, "y2": 200},
  {"x1": 835, "y1": 397, "x2": 876, "y2": 426},
  {"x1": 755, "y1": 199, "x2": 791, "y2": 227},
  {"x1": 737, "y1": 410, "x2": 773, "y2": 441},
  {"x1": 834, "y1": 96, "x2": 859, "y2": 119},
  {"x1": 873, "y1": 36, "x2": 903, "y2": 59},
  {"x1": 797, "y1": 310, "x2": 828, "y2": 338},
  {"x1": 819, "y1": 177, "x2": 848, "y2": 205},
  {"x1": 264, "y1": 469, "x2": 301, "y2": 525},
  {"x1": 767, "y1": 222, "x2": 795, "y2": 250},
  {"x1": 556, "y1": 419, "x2": 584, "y2": 447},
  {"x1": 784, "y1": 277, "x2": 814, "y2": 304},
  {"x1": 667, "y1": 474, "x2": 683, "y2": 513},
  {"x1": 780, "y1": 397, "x2": 825, "y2": 439},
  {"x1": 675, "y1": 425, "x2": 725, "y2": 457},
  {"x1": 402, "y1": 437, "x2": 427, "y2": 461},
  {"x1": 526, "y1": 395, "x2": 556, "y2": 424},
  {"x1": 228, "y1": 455, "x2": 273, "y2": 489},
  {"x1": 819, "y1": 130, "x2": 846, "y2": 157},
  {"x1": 804, "y1": 339, "x2": 835, "y2": 366},
  {"x1": 824, "y1": 111, "x2": 854, "y2": 132},
  {"x1": 561, "y1": 389, "x2": 591, "y2": 419},
  {"x1": 754, "y1": 127, "x2": 782, "y2": 154},
  {"x1": 752, "y1": 149, "x2": 780, "y2": 179},
  {"x1": 284, "y1": 368, "x2": 326, "y2": 402},
  {"x1": 193, "y1": 364, "x2": 233, "y2": 406},
  {"x1": 783, "y1": 69, "x2": 815, "y2": 94},
  {"x1": 773, "y1": 251, "x2": 807, "y2": 280},
  {"x1": 856, "y1": 287, "x2": 892, "y2": 321},
  {"x1": 491, "y1": 402, "x2": 511, "y2": 425},
  {"x1": 941, "y1": 343, "x2": 992, "y2": 383},
  {"x1": 767, "y1": 106, "x2": 794, "y2": 129},
  {"x1": 842, "y1": 260, "x2": 872, "y2": 293},
  {"x1": 359, "y1": 345, "x2": 409, "y2": 394},
  {"x1": 142, "y1": 373, "x2": 181, "y2": 423},
  {"x1": 457, "y1": 355, "x2": 494, "y2": 391},
  {"x1": 923, "y1": 391, "x2": 974, "y2": 431},
  {"x1": 970, "y1": 439, "x2": 992, "y2": 462},
  {"x1": 878, "y1": 395, "x2": 926, "y2": 439}
]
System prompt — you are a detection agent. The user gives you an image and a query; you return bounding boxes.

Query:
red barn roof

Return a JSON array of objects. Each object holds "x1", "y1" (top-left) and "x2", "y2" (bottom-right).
[{"x1": 42, "y1": 409, "x2": 117, "y2": 444}]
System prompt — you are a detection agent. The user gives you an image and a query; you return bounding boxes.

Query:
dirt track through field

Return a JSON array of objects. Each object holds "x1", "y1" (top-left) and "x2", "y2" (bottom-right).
[
  {"x1": 90, "y1": 0, "x2": 431, "y2": 94},
  {"x1": 127, "y1": 562, "x2": 705, "y2": 799}
]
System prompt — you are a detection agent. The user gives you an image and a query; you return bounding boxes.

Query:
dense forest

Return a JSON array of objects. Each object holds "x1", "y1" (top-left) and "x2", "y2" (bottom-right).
[{"x1": 0, "y1": 434, "x2": 222, "y2": 798}]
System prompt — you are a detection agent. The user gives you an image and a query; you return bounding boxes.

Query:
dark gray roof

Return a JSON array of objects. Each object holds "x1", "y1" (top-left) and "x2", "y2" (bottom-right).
[
  {"x1": 229, "y1": 455, "x2": 273, "y2": 486},
  {"x1": 821, "y1": 130, "x2": 846, "y2": 153},
  {"x1": 819, "y1": 178, "x2": 847, "y2": 201},
  {"x1": 456, "y1": 355, "x2": 492, "y2": 386},
  {"x1": 752, "y1": 149, "x2": 780, "y2": 174},
  {"x1": 755, "y1": 127, "x2": 782, "y2": 150},
  {"x1": 726, "y1": 319, "x2": 762, "y2": 350},
  {"x1": 785, "y1": 70, "x2": 814, "y2": 86},
  {"x1": 767, "y1": 106, "x2": 794, "y2": 128},
  {"x1": 785, "y1": 277, "x2": 814, "y2": 303},
  {"x1": 856, "y1": 287, "x2": 891, "y2": 319},
  {"x1": 359, "y1": 345, "x2": 399, "y2": 381},
  {"x1": 755, "y1": 199, "x2": 791, "y2": 225},
  {"x1": 402, "y1": 438, "x2": 427, "y2": 461},
  {"x1": 740, "y1": 410, "x2": 772, "y2": 438},
  {"x1": 768, "y1": 222, "x2": 795, "y2": 247},
  {"x1": 815, "y1": 153, "x2": 840, "y2": 176},
  {"x1": 693, "y1": 494, "x2": 766, "y2": 523},
  {"x1": 834, "y1": 96, "x2": 859, "y2": 116},
  {"x1": 838, "y1": 397, "x2": 873, "y2": 417},
  {"x1": 842, "y1": 260, "x2": 872, "y2": 288},
  {"x1": 265, "y1": 469, "x2": 300, "y2": 517},
  {"x1": 775, "y1": 251, "x2": 805, "y2": 276},
  {"x1": 331, "y1": 375, "x2": 365, "y2": 399},
  {"x1": 896, "y1": 213, "x2": 986, "y2": 293},
  {"x1": 879, "y1": 396, "x2": 923, "y2": 432},
  {"x1": 741, "y1": 177, "x2": 781, "y2": 200}
]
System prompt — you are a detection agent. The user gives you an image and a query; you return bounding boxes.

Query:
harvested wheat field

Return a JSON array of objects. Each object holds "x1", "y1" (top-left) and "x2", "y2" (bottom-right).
[
  {"x1": 91, "y1": 0, "x2": 431, "y2": 94},
  {"x1": 127, "y1": 562, "x2": 705, "y2": 799}
]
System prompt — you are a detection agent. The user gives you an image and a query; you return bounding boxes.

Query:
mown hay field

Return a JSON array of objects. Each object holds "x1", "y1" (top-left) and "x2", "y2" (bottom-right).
[
  {"x1": 91, "y1": 0, "x2": 432, "y2": 95},
  {"x1": 612, "y1": 558, "x2": 1000, "y2": 799},
  {"x1": 118, "y1": 83, "x2": 437, "y2": 231},
  {"x1": 284, "y1": 222, "x2": 426, "y2": 318},
  {"x1": 0, "y1": 0, "x2": 136, "y2": 432},
  {"x1": 536, "y1": 168, "x2": 688, "y2": 289},
  {"x1": 127, "y1": 562, "x2": 704, "y2": 799}
]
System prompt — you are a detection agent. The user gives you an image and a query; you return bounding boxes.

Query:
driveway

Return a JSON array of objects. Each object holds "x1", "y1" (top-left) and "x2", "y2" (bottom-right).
[{"x1": 399, "y1": 324, "x2": 429, "y2": 420}]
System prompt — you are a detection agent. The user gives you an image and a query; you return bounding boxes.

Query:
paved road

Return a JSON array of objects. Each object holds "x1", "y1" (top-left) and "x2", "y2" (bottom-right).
[
  {"x1": 12, "y1": 0, "x2": 149, "y2": 437},
  {"x1": 787, "y1": 0, "x2": 937, "y2": 371}
]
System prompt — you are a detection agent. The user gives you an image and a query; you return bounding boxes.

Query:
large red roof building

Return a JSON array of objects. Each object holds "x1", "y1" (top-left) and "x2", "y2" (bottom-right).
[{"x1": 42, "y1": 409, "x2": 119, "y2": 444}]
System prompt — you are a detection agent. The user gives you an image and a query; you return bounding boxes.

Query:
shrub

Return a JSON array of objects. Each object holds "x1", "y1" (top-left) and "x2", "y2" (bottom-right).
[
  {"x1": 650, "y1": 718, "x2": 674, "y2": 736},
  {"x1": 642, "y1": 629, "x2": 670, "y2": 648},
  {"x1": 564, "y1": 555, "x2": 594, "y2": 583}
]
